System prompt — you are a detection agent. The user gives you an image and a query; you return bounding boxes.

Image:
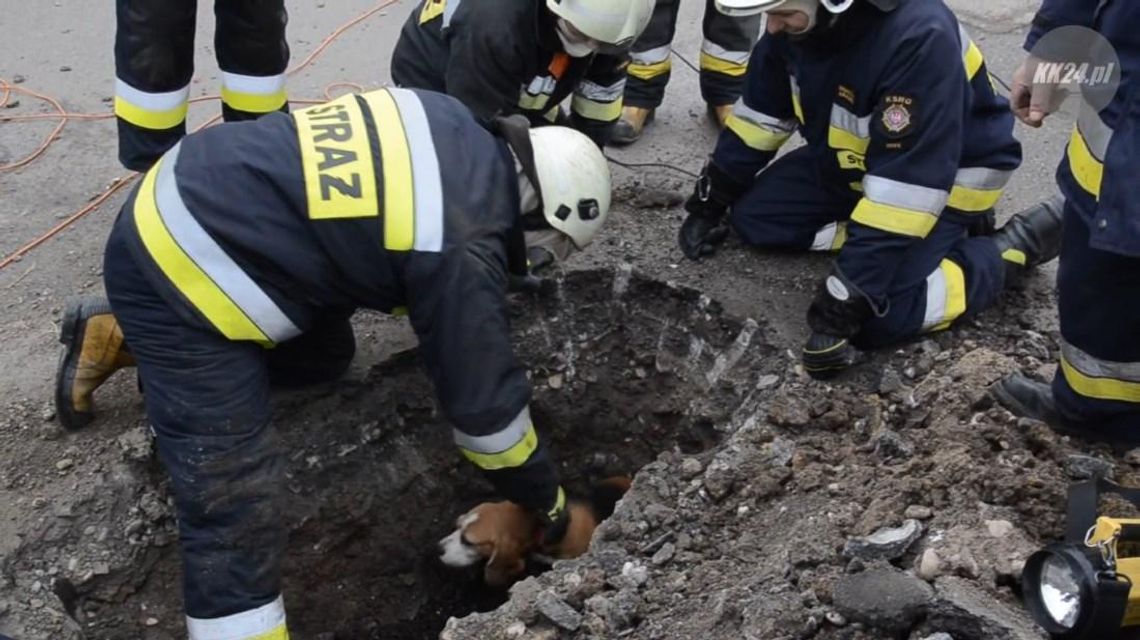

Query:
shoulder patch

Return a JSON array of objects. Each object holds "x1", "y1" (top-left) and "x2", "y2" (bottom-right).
[{"x1": 877, "y1": 94, "x2": 917, "y2": 140}]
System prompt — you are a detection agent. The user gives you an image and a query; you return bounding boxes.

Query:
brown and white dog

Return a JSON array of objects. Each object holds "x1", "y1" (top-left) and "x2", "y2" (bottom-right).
[{"x1": 439, "y1": 476, "x2": 632, "y2": 587}]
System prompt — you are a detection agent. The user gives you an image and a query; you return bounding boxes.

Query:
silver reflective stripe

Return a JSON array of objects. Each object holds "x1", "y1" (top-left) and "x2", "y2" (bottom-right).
[
  {"x1": 388, "y1": 88, "x2": 444, "y2": 253},
  {"x1": 156, "y1": 143, "x2": 300, "y2": 341},
  {"x1": 577, "y1": 79, "x2": 624, "y2": 102},
  {"x1": 701, "y1": 40, "x2": 750, "y2": 65},
  {"x1": 958, "y1": 24, "x2": 972, "y2": 58},
  {"x1": 187, "y1": 595, "x2": 286, "y2": 640},
  {"x1": 830, "y1": 104, "x2": 871, "y2": 138},
  {"x1": 442, "y1": 0, "x2": 462, "y2": 28},
  {"x1": 732, "y1": 100, "x2": 797, "y2": 134},
  {"x1": 524, "y1": 75, "x2": 557, "y2": 96},
  {"x1": 115, "y1": 78, "x2": 189, "y2": 111},
  {"x1": 954, "y1": 167, "x2": 1012, "y2": 191},
  {"x1": 810, "y1": 222, "x2": 840, "y2": 251},
  {"x1": 1062, "y1": 339, "x2": 1140, "y2": 382},
  {"x1": 1078, "y1": 104, "x2": 1114, "y2": 160},
  {"x1": 863, "y1": 176, "x2": 949, "y2": 215},
  {"x1": 922, "y1": 268, "x2": 948, "y2": 330},
  {"x1": 221, "y1": 72, "x2": 286, "y2": 95},
  {"x1": 632, "y1": 44, "x2": 671, "y2": 65},
  {"x1": 453, "y1": 406, "x2": 532, "y2": 453}
]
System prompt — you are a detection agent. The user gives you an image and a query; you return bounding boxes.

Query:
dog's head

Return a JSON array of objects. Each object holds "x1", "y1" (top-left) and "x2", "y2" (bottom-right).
[{"x1": 438, "y1": 501, "x2": 538, "y2": 587}]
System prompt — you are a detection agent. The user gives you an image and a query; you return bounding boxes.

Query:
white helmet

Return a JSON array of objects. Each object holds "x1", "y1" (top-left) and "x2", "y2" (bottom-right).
[
  {"x1": 528, "y1": 126, "x2": 612, "y2": 249},
  {"x1": 546, "y1": 0, "x2": 654, "y2": 52},
  {"x1": 714, "y1": 0, "x2": 856, "y2": 18}
]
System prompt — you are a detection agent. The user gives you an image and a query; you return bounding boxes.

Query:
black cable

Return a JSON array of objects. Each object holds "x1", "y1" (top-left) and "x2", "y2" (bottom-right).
[
  {"x1": 605, "y1": 154, "x2": 701, "y2": 179},
  {"x1": 670, "y1": 48, "x2": 702, "y2": 75}
]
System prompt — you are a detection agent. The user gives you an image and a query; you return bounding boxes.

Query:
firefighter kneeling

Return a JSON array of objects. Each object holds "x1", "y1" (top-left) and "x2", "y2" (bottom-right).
[
  {"x1": 678, "y1": 0, "x2": 1063, "y2": 378},
  {"x1": 53, "y1": 87, "x2": 611, "y2": 638}
]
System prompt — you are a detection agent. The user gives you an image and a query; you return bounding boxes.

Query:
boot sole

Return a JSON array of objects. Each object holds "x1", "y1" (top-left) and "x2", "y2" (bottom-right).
[{"x1": 54, "y1": 298, "x2": 101, "y2": 431}]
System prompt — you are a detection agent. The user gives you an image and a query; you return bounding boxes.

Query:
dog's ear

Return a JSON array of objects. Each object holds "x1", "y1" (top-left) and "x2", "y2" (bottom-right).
[{"x1": 483, "y1": 535, "x2": 527, "y2": 587}]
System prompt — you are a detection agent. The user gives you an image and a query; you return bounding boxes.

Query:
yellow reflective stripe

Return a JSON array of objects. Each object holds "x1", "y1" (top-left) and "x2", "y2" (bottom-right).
[
  {"x1": 948, "y1": 184, "x2": 1003, "y2": 212},
  {"x1": 460, "y1": 423, "x2": 539, "y2": 471},
  {"x1": 114, "y1": 97, "x2": 188, "y2": 130},
  {"x1": 699, "y1": 51, "x2": 747, "y2": 77},
  {"x1": 963, "y1": 40, "x2": 984, "y2": 80},
  {"x1": 725, "y1": 115, "x2": 791, "y2": 152},
  {"x1": 361, "y1": 90, "x2": 416, "y2": 250},
  {"x1": 547, "y1": 487, "x2": 567, "y2": 521},
  {"x1": 294, "y1": 94, "x2": 379, "y2": 220},
  {"x1": 934, "y1": 259, "x2": 966, "y2": 331},
  {"x1": 571, "y1": 95, "x2": 622, "y2": 121},
  {"x1": 1001, "y1": 248, "x2": 1027, "y2": 265},
  {"x1": 828, "y1": 126, "x2": 870, "y2": 154},
  {"x1": 1062, "y1": 356, "x2": 1140, "y2": 403},
  {"x1": 519, "y1": 91, "x2": 551, "y2": 111},
  {"x1": 132, "y1": 160, "x2": 271, "y2": 344},
  {"x1": 248, "y1": 624, "x2": 290, "y2": 640},
  {"x1": 792, "y1": 93, "x2": 804, "y2": 124},
  {"x1": 221, "y1": 87, "x2": 287, "y2": 115},
  {"x1": 419, "y1": 0, "x2": 445, "y2": 23},
  {"x1": 628, "y1": 59, "x2": 671, "y2": 80},
  {"x1": 851, "y1": 198, "x2": 938, "y2": 238},
  {"x1": 1067, "y1": 126, "x2": 1104, "y2": 198}
]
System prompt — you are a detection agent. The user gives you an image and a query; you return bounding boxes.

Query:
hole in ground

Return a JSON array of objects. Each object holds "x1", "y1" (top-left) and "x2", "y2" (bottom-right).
[{"x1": 73, "y1": 268, "x2": 779, "y2": 639}]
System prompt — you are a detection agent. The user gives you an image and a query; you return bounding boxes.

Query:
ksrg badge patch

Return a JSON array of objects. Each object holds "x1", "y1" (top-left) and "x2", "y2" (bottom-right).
[{"x1": 878, "y1": 94, "x2": 916, "y2": 139}]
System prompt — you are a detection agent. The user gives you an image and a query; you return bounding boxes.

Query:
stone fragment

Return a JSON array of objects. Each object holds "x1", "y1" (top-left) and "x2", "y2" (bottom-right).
[
  {"x1": 536, "y1": 591, "x2": 582, "y2": 631},
  {"x1": 832, "y1": 567, "x2": 934, "y2": 632},
  {"x1": 1064, "y1": 454, "x2": 1114, "y2": 480},
  {"x1": 924, "y1": 577, "x2": 1044, "y2": 640},
  {"x1": 844, "y1": 519, "x2": 924, "y2": 561}
]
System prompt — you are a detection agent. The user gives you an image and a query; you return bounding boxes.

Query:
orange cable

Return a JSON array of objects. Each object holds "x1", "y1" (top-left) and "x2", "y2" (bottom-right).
[{"x1": 0, "y1": 0, "x2": 399, "y2": 271}]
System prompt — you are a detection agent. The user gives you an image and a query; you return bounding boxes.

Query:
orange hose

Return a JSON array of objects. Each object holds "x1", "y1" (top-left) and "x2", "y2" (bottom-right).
[{"x1": 0, "y1": 0, "x2": 400, "y2": 271}]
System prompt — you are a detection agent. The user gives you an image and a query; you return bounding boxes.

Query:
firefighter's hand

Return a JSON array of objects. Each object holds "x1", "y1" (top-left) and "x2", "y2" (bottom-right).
[
  {"x1": 679, "y1": 213, "x2": 730, "y2": 260},
  {"x1": 1011, "y1": 55, "x2": 1066, "y2": 128},
  {"x1": 802, "y1": 332, "x2": 859, "y2": 380}
]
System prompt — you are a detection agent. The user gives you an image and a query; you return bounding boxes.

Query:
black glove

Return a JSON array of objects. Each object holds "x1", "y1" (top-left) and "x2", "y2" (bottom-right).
[
  {"x1": 679, "y1": 160, "x2": 749, "y2": 260},
  {"x1": 802, "y1": 267, "x2": 881, "y2": 379},
  {"x1": 806, "y1": 267, "x2": 877, "y2": 338},
  {"x1": 536, "y1": 487, "x2": 571, "y2": 549},
  {"x1": 679, "y1": 215, "x2": 730, "y2": 259}
]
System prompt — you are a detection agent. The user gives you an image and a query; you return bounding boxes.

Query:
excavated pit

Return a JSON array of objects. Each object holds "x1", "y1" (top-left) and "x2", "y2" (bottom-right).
[{"x1": 65, "y1": 268, "x2": 779, "y2": 639}]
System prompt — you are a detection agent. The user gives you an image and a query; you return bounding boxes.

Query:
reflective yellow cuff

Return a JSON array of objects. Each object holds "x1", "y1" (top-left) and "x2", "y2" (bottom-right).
[
  {"x1": 1067, "y1": 126, "x2": 1104, "y2": 198},
  {"x1": 419, "y1": 0, "x2": 445, "y2": 24},
  {"x1": 1062, "y1": 356, "x2": 1140, "y2": 403},
  {"x1": 851, "y1": 198, "x2": 939, "y2": 238},
  {"x1": 947, "y1": 184, "x2": 1004, "y2": 212},
  {"x1": 726, "y1": 115, "x2": 792, "y2": 152},
  {"x1": 699, "y1": 51, "x2": 747, "y2": 77},
  {"x1": 628, "y1": 59, "x2": 671, "y2": 81},
  {"x1": 460, "y1": 423, "x2": 539, "y2": 471},
  {"x1": 519, "y1": 92, "x2": 551, "y2": 112},
  {"x1": 964, "y1": 41, "x2": 984, "y2": 80},
  {"x1": 114, "y1": 96, "x2": 188, "y2": 131},
  {"x1": 221, "y1": 87, "x2": 288, "y2": 115},
  {"x1": 828, "y1": 126, "x2": 870, "y2": 154},
  {"x1": 571, "y1": 95, "x2": 622, "y2": 122}
]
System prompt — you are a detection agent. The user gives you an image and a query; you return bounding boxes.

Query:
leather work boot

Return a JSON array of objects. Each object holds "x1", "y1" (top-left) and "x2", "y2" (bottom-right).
[
  {"x1": 991, "y1": 373, "x2": 1066, "y2": 427},
  {"x1": 991, "y1": 195, "x2": 1064, "y2": 282},
  {"x1": 611, "y1": 106, "x2": 654, "y2": 146},
  {"x1": 708, "y1": 103, "x2": 733, "y2": 129},
  {"x1": 55, "y1": 297, "x2": 136, "y2": 431}
]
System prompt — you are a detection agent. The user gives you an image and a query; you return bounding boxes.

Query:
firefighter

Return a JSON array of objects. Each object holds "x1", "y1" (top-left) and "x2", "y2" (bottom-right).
[
  {"x1": 611, "y1": 0, "x2": 763, "y2": 145},
  {"x1": 678, "y1": 0, "x2": 1063, "y2": 379},
  {"x1": 114, "y1": 0, "x2": 290, "y2": 172},
  {"x1": 992, "y1": 1, "x2": 1140, "y2": 442},
  {"x1": 53, "y1": 87, "x2": 612, "y2": 638},
  {"x1": 390, "y1": 0, "x2": 654, "y2": 148}
]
